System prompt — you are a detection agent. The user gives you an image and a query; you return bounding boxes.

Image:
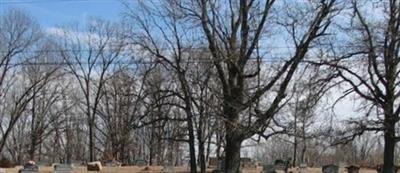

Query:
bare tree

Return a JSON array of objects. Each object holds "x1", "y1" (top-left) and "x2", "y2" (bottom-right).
[
  {"x1": 284, "y1": 66, "x2": 334, "y2": 166},
  {"x1": 317, "y1": 1, "x2": 400, "y2": 172},
  {"x1": 169, "y1": 1, "x2": 339, "y2": 172},
  {"x1": 58, "y1": 19, "x2": 126, "y2": 161},
  {"x1": 23, "y1": 43, "x2": 65, "y2": 161},
  {"x1": 97, "y1": 64, "x2": 155, "y2": 163},
  {"x1": 0, "y1": 9, "x2": 57, "y2": 155},
  {"x1": 123, "y1": 1, "x2": 206, "y2": 171}
]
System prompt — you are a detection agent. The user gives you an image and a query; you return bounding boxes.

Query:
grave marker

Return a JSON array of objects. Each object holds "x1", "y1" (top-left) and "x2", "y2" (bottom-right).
[
  {"x1": 376, "y1": 165, "x2": 400, "y2": 173},
  {"x1": 345, "y1": 165, "x2": 360, "y2": 173},
  {"x1": 19, "y1": 166, "x2": 39, "y2": 173},
  {"x1": 217, "y1": 160, "x2": 225, "y2": 170},
  {"x1": 87, "y1": 161, "x2": 102, "y2": 172},
  {"x1": 37, "y1": 161, "x2": 51, "y2": 167},
  {"x1": 322, "y1": 164, "x2": 339, "y2": 173},
  {"x1": 299, "y1": 163, "x2": 307, "y2": 173},
  {"x1": 53, "y1": 164, "x2": 73, "y2": 173},
  {"x1": 135, "y1": 159, "x2": 147, "y2": 166},
  {"x1": 211, "y1": 160, "x2": 225, "y2": 173},
  {"x1": 163, "y1": 165, "x2": 174, "y2": 173},
  {"x1": 19, "y1": 161, "x2": 39, "y2": 173},
  {"x1": 104, "y1": 160, "x2": 121, "y2": 167},
  {"x1": 274, "y1": 159, "x2": 289, "y2": 173},
  {"x1": 262, "y1": 164, "x2": 276, "y2": 173},
  {"x1": 208, "y1": 157, "x2": 219, "y2": 168},
  {"x1": 240, "y1": 158, "x2": 255, "y2": 169},
  {"x1": 163, "y1": 160, "x2": 175, "y2": 173}
]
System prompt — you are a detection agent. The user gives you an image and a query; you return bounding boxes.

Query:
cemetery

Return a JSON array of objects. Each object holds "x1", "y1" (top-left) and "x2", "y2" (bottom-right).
[
  {"x1": 1, "y1": 0, "x2": 400, "y2": 173},
  {"x1": 0, "y1": 165, "x2": 394, "y2": 173},
  {"x1": 0, "y1": 159, "x2": 395, "y2": 173}
]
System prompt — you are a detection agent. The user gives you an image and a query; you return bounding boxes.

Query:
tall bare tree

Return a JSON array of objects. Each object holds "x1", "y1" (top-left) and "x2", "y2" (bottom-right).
[
  {"x1": 287, "y1": 67, "x2": 333, "y2": 166},
  {"x1": 23, "y1": 41, "x2": 65, "y2": 161},
  {"x1": 124, "y1": 1, "x2": 206, "y2": 171},
  {"x1": 0, "y1": 9, "x2": 57, "y2": 155},
  {"x1": 319, "y1": 1, "x2": 400, "y2": 172},
  {"x1": 58, "y1": 19, "x2": 126, "y2": 161},
  {"x1": 170, "y1": 1, "x2": 339, "y2": 172}
]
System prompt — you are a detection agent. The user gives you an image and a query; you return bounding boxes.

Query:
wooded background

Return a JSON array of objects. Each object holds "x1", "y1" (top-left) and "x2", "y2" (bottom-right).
[{"x1": 1, "y1": 0, "x2": 400, "y2": 173}]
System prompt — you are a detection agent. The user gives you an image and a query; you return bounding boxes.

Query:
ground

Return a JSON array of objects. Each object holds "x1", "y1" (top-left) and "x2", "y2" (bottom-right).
[{"x1": 1, "y1": 166, "x2": 379, "y2": 173}]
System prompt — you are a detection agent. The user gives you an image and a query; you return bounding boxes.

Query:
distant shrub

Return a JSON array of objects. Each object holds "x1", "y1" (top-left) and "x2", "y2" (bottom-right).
[{"x1": 0, "y1": 157, "x2": 14, "y2": 168}]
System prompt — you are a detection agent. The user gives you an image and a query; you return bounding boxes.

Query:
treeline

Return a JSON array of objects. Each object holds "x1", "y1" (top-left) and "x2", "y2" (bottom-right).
[{"x1": 1, "y1": 1, "x2": 400, "y2": 173}]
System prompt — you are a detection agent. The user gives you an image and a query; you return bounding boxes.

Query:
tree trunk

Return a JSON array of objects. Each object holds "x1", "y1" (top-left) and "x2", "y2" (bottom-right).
[
  {"x1": 66, "y1": 127, "x2": 71, "y2": 164},
  {"x1": 179, "y1": 71, "x2": 197, "y2": 173},
  {"x1": 206, "y1": 133, "x2": 212, "y2": 167},
  {"x1": 198, "y1": 139, "x2": 206, "y2": 173},
  {"x1": 225, "y1": 134, "x2": 242, "y2": 173},
  {"x1": 300, "y1": 121, "x2": 307, "y2": 164},
  {"x1": 187, "y1": 116, "x2": 197, "y2": 173},
  {"x1": 29, "y1": 135, "x2": 36, "y2": 160},
  {"x1": 149, "y1": 142, "x2": 154, "y2": 165},
  {"x1": 216, "y1": 131, "x2": 222, "y2": 159},
  {"x1": 0, "y1": 127, "x2": 13, "y2": 154},
  {"x1": 300, "y1": 141, "x2": 307, "y2": 164},
  {"x1": 197, "y1": 107, "x2": 206, "y2": 173},
  {"x1": 29, "y1": 93, "x2": 36, "y2": 161},
  {"x1": 149, "y1": 125, "x2": 155, "y2": 165},
  {"x1": 89, "y1": 120, "x2": 95, "y2": 162},
  {"x1": 39, "y1": 142, "x2": 42, "y2": 161},
  {"x1": 293, "y1": 137, "x2": 297, "y2": 167},
  {"x1": 382, "y1": 121, "x2": 396, "y2": 173}
]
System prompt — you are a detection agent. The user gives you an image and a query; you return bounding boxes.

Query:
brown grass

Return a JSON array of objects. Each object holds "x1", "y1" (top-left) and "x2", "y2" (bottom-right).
[{"x1": 2, "y1": 166, "x2": 378, "y2": 173}]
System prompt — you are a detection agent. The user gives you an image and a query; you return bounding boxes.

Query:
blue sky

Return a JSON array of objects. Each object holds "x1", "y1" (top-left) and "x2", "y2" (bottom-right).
[{"x1": 0, "y1": 0, "x2": 124, "y2": 28}]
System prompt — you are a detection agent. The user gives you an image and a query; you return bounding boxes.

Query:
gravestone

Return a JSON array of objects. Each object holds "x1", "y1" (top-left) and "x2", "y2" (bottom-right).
[
  {"x1": 19, "y1": 161, "x2": 39, "y2": 173},
  {"x1": 218, "y1": 160, "x2": 225, "y2": 170},
  {"x1": 274, "y1": 159, "x2": 288, "y2": 173},
  {"x1": 37, "y1": 161, "x2": 51, "y2": 167},
  {"x1": 104, "y1": 160, "x2": 121, "y2": 167},
  {"x1": 53, "y1": 164, "x2": 73, "y2": 173},
  {"x1": 208, "y1": 157, "x2": 219, "y2": 168},
  {"x1": 163, "y1": 165, "x2": 174, "y2": 173},
  {"x1": 299, "y1": 163, "x2": 307, "y2": 173},
  {"x1": 212, "y1": 160, "x2": 225, "y2": 173},
  {"x1": 135, "y1": 159, "x2": 147, "y2": 166},
  {"x1": 262, "y1": 164, "x2": 276, "y2": 173},
  {"x1": 163, "y1": 161, "x2": 174, "y2": 173},
  {"x1": 376, "y1": 165, "x2": 400, "y2": 173},
  {"x1": 71, "y1": 161, "x2": 85, "y2": 166},
  {"x1": 346, "y1": 165, "x2": 360, "y2": 173},
  {"x1": 19, "y1": 166, "x2": 39, "y2": 173},
  {"x1": 87, "y1": 161, "x2": 102, "y2": 172},
  {"x1": 322, "y1": 164, "x2": 339, "y2": 173},
  {"x1": 240, "y1": 158, "x2": 255, "y2": 169}
]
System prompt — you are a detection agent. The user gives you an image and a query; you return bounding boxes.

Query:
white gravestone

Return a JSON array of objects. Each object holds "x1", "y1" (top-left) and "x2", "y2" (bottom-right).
[{"x1": 299, "y1": 163, "x2": 307, "y2": 173}]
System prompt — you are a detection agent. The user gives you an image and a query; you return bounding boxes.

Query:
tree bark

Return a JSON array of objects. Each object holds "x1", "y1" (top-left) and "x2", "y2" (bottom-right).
[
  {"x1": 179, "y1": 70, "x2": 197, "y2": 173},
  {"x1": 29, "y1": 92, "x2": 37, "y2": 160},
  {"x1": 225, "y1": 134, "x2": 242, "y2": 173},
  {"x1": 198, "y1": 139, "x2": 206, "y2": 173},
  {"x1": 382, "y1": 121, "x2": 396, "y2": 173},
  {"x1": 89, "y1": 120, "x2": 95, "y2": 162},
  {"x1": 293, "y1": 109, "x2": 298, "y2": 167},
  {"x1": 187, "y1": 114, "x2": 197, "y2": 173}
]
